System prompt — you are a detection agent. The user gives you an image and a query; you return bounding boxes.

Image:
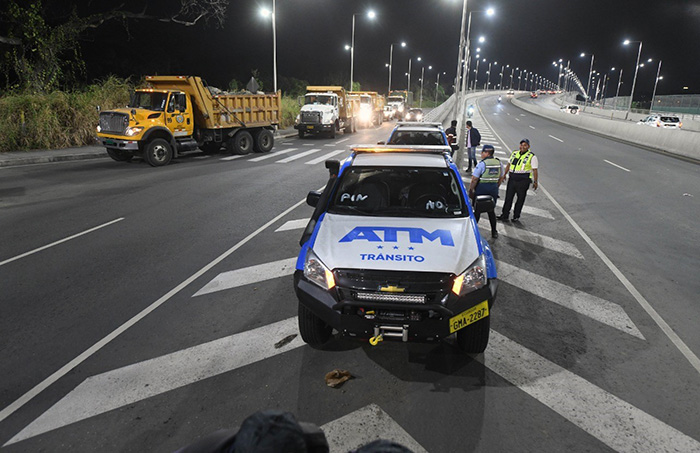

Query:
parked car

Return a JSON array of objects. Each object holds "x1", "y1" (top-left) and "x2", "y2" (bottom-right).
[
  {"x1": 560, "y1": 104, "x2": 580, "y2": 114},
  {"x1": 404, "y1": 108, "x2": 423, "y2": 121},
  {"x1": 530, "y1": 92, "x2": 538, "y2": 99},
  {"x1": 637, "y1": 114, "x2": 682, "y2": 129},
  {"x1": 506, "y1": 90, "x2": 514, "y2": 96}
]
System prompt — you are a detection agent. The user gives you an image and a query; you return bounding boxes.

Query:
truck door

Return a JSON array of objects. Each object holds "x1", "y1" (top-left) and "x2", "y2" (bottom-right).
[{"x1": 165, "y1": 92, "x2": 193, "y2": 138}]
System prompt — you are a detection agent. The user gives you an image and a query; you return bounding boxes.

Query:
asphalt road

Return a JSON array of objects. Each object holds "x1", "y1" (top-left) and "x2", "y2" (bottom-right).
[{"x1": 1, "y1": 103, "x2": 699, "y2": 452}]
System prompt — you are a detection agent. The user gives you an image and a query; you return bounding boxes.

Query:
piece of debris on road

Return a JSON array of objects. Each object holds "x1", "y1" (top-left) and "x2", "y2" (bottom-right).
[
  {"x1": 325, "y1": 369, "x2": 353, "y2": 388},
  {"x1": 274, "y1": 334, "x2": 297, "y2": 349}
]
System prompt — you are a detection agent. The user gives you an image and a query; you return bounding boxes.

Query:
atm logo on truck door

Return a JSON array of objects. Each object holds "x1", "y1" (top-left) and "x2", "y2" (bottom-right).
[{"x1": 339, "y1": 227, "x2": 454, "y2": 246}]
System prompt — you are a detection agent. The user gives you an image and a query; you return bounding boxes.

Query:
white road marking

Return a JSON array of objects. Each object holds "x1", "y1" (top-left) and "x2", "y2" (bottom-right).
[
  {"x1": 220, "y1": 155, "x2": 245, "y2": 161},
  {"x1": 275, "y1": 219, "x2": 308, "y2": 232},
  {"x1": 303, "y1": 143, "x2": 314, "y2": 146},
  {"x1": 0, "y1": 218, "x2": 124, "y2": 267},
  {"x1": 280, "y1": 142, "x2": 293, "y2": 145},
  {"x1": 248, "y1": 148, "x2": 298, "y2": 162},
  {"x1": 193, "y1": 155, "x2": 211, "y2": 159},
  {"x1": 336, "y1": 138, "x2": 350, "y2": 143},
  {"x1": 483, "y1": 331, "x2": 700, "y2": 453},
  {"x1": 495, "y1": 151, "x2": 507, "y2": 156},
  {"x1": 322, "y1": 404, "x2": 428, "y2": 453},
  {"x1": 5, "y1": 318, "x2": 306, "y2": 445},
  {"x1": 306, "y1": 149, "x2": 347, "y2": 165},
  {"x1": 277, "y1": 148, "x2": 322, "y2": 163},
  {"x1": 604, "y1": 159, "x2": 631, "y2": 172},
  {"x1": 540, "y1": 185, "x2": 700, "y2": 374},
  {"x1": 520, "y1": 114, "x2": 526, "y2": 116},
  {"x1": 324, "y1": 144, "x2": 336, "y2": 147},
  {"x1": 487, "y1": 223, "x2": 584, "y2": 259},
  {"x1": 529, "y1": 125, "x2": 536, "y2": 129},
  {"x1": 0, "y1": 198, "x2": 308, "y2": 424},
  {"x1": 548, "y1": 135, "x2": 564, "y2": 142},
  {"x1": 193, "y1": 257, "x2": 297, "y2": 297}
]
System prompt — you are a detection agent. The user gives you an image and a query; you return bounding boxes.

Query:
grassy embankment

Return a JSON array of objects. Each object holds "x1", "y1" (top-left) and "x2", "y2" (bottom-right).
[{"x1": 0, "y1": 78, "x2": 301, "y2": 153}]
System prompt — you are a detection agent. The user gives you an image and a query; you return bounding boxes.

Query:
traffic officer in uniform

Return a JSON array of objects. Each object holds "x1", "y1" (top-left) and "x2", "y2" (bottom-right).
[
  {"x1": 497, "y1": 138, "x2": 539, "y2": 222},
  {"x1": 468, "y1": 144, "x2": 502, "y2": 238}
]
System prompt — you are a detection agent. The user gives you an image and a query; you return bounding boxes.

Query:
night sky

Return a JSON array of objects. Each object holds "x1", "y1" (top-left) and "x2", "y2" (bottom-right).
[{"x1": 78, "y1": 0, "x2": 700, "y2": 98}]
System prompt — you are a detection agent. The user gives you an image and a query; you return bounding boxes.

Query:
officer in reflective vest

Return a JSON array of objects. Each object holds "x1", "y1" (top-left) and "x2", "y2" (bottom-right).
[
  {"x1": 497, "y1": 138, "x2": 539, "y2": 222},
  {"x1": 468, "y1": 144, "x2": 503, "y2": 238}
]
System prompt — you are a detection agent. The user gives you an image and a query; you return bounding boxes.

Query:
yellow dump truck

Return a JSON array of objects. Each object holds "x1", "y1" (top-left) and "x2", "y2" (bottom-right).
[
  {"x1": 97, "y1": 75, "x2": 281, "y2": 166},
  {"x1": 349, "y1": 91, "x2": 384, "y2": 128},
  {"x1": 294, "y1": 86, "x2": 355, "y2": 138}
]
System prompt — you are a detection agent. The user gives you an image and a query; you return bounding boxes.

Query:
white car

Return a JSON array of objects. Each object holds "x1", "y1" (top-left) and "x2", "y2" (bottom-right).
[
  {"x1": 637, "y1": 114, "x2": 682, "y2": 129},
  {"x1": 506, "y1": 90, "x2": 514, "y2": 96},
  {"x1": 560, "y1": 104, "x2": 579, "y2": 114}
]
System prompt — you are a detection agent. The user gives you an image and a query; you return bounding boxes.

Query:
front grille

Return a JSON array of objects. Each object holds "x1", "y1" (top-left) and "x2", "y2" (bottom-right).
[
  {"x1": 99, "y1": 112, "x2": 129, "y2": 134},
  {"x1": 301, "y1": 111, "x2": 322, "y2": 124},
  {"x1": 335, "y1": 269, "x2": 452, "y2": 305}
]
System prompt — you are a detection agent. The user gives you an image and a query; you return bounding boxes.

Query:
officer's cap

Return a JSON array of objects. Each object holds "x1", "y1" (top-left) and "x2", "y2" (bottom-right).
[{"x1": 520, "y1": 138, "x2": 530, "y2": 145}]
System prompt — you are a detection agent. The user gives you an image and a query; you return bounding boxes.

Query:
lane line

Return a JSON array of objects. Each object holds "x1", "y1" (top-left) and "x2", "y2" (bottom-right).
[
  {"x1": 496, "y1": 261, "x2": 643, "y2": 339},
  {"x1": 604, "y1": 159, "x2": 631, "y2": 172},
  {"x1": 275, "y1": 219, "x2": 308, "y2": 232},
  {"x1": 549, "y1": 135, "x2": 564, "y2": 143},
  {"x1": 336, "y1": 138, "x2": 350, "y2": 143},
  {"x1": 324, "y1": 144, "x2": 336, "y2": 147},
  {"x1": 193, "y1": 257, "x2": 297, "y2": 297},
  {"x1": 220, "y1": 155, "x2": 245, "y2": 161},
  {"x1": 5, "y1": 318, "x2": 306, "y2": 445},
  {"x1": 0, "y1": 218, "x2": 124, "y2": 267},
  {"x1": 0, "y1": 198, "x2": 308, "y2": 424},
  {"x1": 483, "y1": 331, "x2": 700, "y2": 453},
  {"x1": 276, "y1": 148, "x2": 322, "y2": 163},
  {"x1": 248, "y1": 148, "x2": 298, "y2": 162},
  {"x1": 515, "y1": 118, "x2": 520, "y2": 122},
  {"x1": 306, "y1": 149, "x2": 347, "y2": 165},
  {"x1": 539, "y1": 185, "x2": 700, "y2": 374},
  {"x1": 529, "y1": 125, "x2": 536, "y2": 129}
]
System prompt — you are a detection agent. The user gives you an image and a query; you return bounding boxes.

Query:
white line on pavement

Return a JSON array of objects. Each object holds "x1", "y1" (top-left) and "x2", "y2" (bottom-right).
[
  {"x1": 248, "y1": 148, "x2": 298, "y2": 162},
  {"x1": 549, "y1": 135, "x2": 564, "y2": 142},
  {"x1": 529, "y1": 125, "x2": 536, "y2": 129},
  {"x1": 515, "y1": 118, "x2": 520, "y2": 121},
  {"x1": 303, "y1": 143, "x2": 314, "y2": 146},
  {"x1": 0, "y1": 218, "x2": 124, "y2": 267},
  {"x1": 604, "y1": 159, "x2": 631, "y2": 172},
  {"x1": 322, "y1": 405, "x2": 428, "y2": 453},
  {"x1": 488, "y1": 224, "x2": 584, "y2": 259},
  {"x1": 336, "y1": 138, "x2": 350, "y2": 143},
  {"x1": 306, "y1": 149, "x2": 347, "y2": 165},
  {"x1": 496, "y1": 261, "x2": 644, "y2": 338},
  {"x1": 220, "y1": 155, "x2": 245, "y2": 161},
  {"x1": 5, "y1": 318, "x2": 306, "y2": 445},
  {"x1": 275, "y1": 219, "x2": 308, "y2": 232},
  {"x1": 324, "y1": 144, "x2": 336, "y2": 147},
  {"x1": 193, "y1": 257, "x2": 297, "y2": 297},
  {"x1": 0, "y1": 198, "x2": 308, "y2": 424},
  {"x1": 276, "y1": 148, "x2": 322, "y2": 163},
  {"x1": 539, "y1": 185, "x2": 700, "y2": 374},
  {"x1": 193, "y1": 155, "x2": 211, "y2": 159}
]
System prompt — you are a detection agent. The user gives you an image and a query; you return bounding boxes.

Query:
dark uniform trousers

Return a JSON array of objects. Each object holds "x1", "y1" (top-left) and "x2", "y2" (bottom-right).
[{"x1": 501, "y1": 173, "x2": 531, "y2": 219}]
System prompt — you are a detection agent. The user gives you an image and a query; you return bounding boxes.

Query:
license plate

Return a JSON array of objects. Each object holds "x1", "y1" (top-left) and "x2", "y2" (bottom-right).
[
  {"x1": 307, "y1": 125, "x2": 314, "y2": 130},
  {"x1": 105, "y1": 139, "x2": 115, "y2": 145},
  {"x1": 449, "y1": 300, "x2": 489, "y2": 333}
]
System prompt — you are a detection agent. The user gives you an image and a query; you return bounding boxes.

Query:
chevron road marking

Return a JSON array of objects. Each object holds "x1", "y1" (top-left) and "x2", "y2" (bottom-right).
[
  {"x1": 248, "y1": 148, "x2": 298, "y2": 162},
  {"x1": 275, "y1": 219, "x2": 309, "y2": 232},
  {"x1": 193, "y1": 257, "x2": 297, "y2": 297},
  {"x1": 489, "y1": 223, "x2": 584, "y2": 259},
  {"x1": 321, "y1": 404, "x2": 428, "y2": 453},
  {"x1": 306, "y1": 149, "x2": 347, "y2": 165},
  {"x1": 496, "y1": 260, "x2": 644, "y2": 339},
  {"x1": 276, "y1": 148, "x2": 322, "y2": 163},
  {"x1": 220, "y1": 155, "x2": 245, "y2": 161}
]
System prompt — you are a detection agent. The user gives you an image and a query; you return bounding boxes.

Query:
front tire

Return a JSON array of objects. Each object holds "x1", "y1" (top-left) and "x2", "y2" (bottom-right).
[
  {"x1": 106, "y1": 149, "x2": 133, "y2": 162},
  {"x1": 144, "y1": 138, "x2": 173, "y2": 167},
  {"x1": 253, "y1": 129, "x2": 274, "y2": 153},
  {"x1": 226, "y1": 130, "x2": 253, "y2": 155},
  {"x1": 456, "y1": 316, "x2": 490, "y2": 353},
  {"x1": 329, "y1": 123, "x2": 337, "y2": 139},
  {"x1": 298, "y1": 302, "x2": 332, "y2": 347},
  {"x1": 298, "y1": 129, "x2": 305, "y2": 139}
]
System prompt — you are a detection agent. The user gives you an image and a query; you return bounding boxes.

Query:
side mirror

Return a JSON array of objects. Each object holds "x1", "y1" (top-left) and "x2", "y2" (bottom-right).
[
  {"x1": 474, "y1": 195, "x2": 495, "y2": 214},
  {"x1": 96, "y1": 105, "x2": 101, "y2": 112},
  {"x1": 297, "y1": 96, "x2": 304, "y2": 107},
  {"x1": 325, "y1": 159, "x2": 340, "y2": 177},
  {"x1": 131, "y1": 109, "x2": 137, "y2": 116},
  {"x1": 306, "y1": 190, "x2": 322, "y2": 207},
  {"x1": 450, "y1": 144, "x2": 459, "y2": 151}
]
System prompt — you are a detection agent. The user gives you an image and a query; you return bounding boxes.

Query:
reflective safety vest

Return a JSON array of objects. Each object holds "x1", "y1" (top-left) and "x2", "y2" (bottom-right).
[
  {"x1": 509, "y1": 150, "x2": 535, "y2": 176},
  {"x1": 479, "y1": 157, "x2": 502, "y2": 183}
]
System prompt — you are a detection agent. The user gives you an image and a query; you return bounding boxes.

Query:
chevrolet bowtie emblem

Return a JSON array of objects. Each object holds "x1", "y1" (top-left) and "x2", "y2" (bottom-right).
[{"x1": 379, "y1": 285, "x2": 405, "y2": 293}]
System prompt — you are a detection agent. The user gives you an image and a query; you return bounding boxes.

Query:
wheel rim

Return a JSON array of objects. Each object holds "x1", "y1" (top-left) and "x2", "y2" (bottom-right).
[
  {"x1": 261, "y1": 135, "x2": 271, "y2": 148},
  {"x1": 151, "y1": 144, "x2": 167, "y2": 162}
]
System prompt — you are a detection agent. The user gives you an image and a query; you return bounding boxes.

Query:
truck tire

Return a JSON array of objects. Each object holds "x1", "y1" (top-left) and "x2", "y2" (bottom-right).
[
  {"x1": 253, "y1": 129, "x2": 274, "y2": 153},
  {"x1": 106, "y1": 149, "x2": 133, "y2": 162},
  {"x1": 329, "y1": 123, "x2": 336, "y2": 139},
  {"x1": 344, "y1": 119, "x2": 353, "y2": 134},
  {"x1": 200, "y1": 142, "x2": 221, "y2": 154},
  {"x1": 298, "y1": 302, "x2": 332, "y2": 347},
  {"x1": 298, "y1": 129, "x2": 305, "y2": 139},
  {"x1": 144, "y1": 138, "x2": 173, "y2": 167},
  {"x1": 227, "y1": 131, "x2": 253, "y2": 155},
  {"x1": 455, "y1": 316, "x2": 490, "y2": 353}
]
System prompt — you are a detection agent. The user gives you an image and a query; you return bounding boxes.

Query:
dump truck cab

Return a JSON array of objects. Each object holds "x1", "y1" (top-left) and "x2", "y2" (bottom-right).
[{"x1": 295, "y1": 86, "x2": 355, "y2": 139}]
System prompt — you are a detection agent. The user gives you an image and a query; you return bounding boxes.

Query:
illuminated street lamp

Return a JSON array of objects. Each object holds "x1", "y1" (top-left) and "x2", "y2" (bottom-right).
[
  {"x1": 436, "y1": 71, "x2": 446, "y2": 104},
  {"x1": 651, "y1": 60, "x2": 663, "y2": 113},
  {"x1": 388, "y1": 41, "x2": 407, "y2": 94},
  {"x1": 623, "y1": 39, "x2": 643, "y2": 120},
  {"x1": 259, "y1": 2, "x2": 277, "y2": 92},
  {"x1": 420, "y1": 64, "x2": 431, "y2": 108},
  {"x1": 349, "y1": 10, "x2": 376, "y2": 91}
]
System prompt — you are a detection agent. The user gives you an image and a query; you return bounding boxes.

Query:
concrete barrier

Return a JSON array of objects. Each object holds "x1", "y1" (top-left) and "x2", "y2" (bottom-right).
[{"x1": 512, "y1": 95, "x2": 700, "y2": 161}]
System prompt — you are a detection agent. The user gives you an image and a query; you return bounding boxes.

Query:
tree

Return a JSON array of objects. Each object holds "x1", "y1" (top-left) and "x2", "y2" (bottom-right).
[{"x1": 0, "y1": 0, "x2": 229, "y2": 92}]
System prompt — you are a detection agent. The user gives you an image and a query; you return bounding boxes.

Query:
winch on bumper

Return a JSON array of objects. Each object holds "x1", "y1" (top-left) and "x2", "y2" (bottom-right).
[{"x1": 293, "y1": 269, "x2": 497, "y2": 345}]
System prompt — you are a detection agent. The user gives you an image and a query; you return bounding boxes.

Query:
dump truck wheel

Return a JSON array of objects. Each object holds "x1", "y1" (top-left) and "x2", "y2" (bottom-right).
[
  {"x1": 144, "y1": 139, "x2": 173, "y2": 167},
  {"x1": 329, "y1": 123, "x2": 337, "y2": 139},
  {"x1": 227, "y1": 131, "x2": 253, "y2": 155},
  {"x1": 106, "y1": 149, "x2": 132, "y2": 162},
  {"x1": 455, "y1": 316, "x2": 490, "y2": 353},
  {"x1": 298, "y1": 302, "x2": 332, "y2": 347},
  {"x1": 253, "y1": 129, "x2": 274, "y2": 153},
  {"x1": 298, "y1": 129, "x2": 305, "y2": 138},
  {"x1": 200, "y1": 142, "x2": 221, "y2": 154}
]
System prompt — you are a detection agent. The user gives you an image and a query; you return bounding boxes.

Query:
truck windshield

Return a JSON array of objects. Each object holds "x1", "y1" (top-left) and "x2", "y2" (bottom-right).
[
  {"x1": 305, "y1": 94, "x2": 335, "y2": 105},
  {"x1": 129, "y1": 92, "x2": 168, "y2": 111},
  {"x1": 387, "y1": 96, "x2": 403, "y2": 103},
  {"x1": 328, "y1": 166, "x2": 466, "y2": 218},
  {"x1": 361, "y1": 96, "x2": 372, "y2": 105}
]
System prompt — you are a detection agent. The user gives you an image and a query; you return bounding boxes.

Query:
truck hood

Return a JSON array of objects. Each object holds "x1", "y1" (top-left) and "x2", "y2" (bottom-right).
[
  {"x1": 300, "y1": 104, "x2": 336, "y2": 114},
  {"x1": 102, "y1": 108, "x2": 164, "y2": 123},
  {"x1": 312, "y1": 213, "x2": 479, "y2": 274}
]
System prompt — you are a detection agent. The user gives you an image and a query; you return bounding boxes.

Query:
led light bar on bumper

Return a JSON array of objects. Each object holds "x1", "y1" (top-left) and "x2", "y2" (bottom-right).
[{"x1": 355, "y1": 292, "x2": 427, "y2": 304}]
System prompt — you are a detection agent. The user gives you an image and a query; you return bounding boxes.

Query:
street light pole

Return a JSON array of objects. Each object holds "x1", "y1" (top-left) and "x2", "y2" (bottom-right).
[
  {"x1": 420, "y1": 65, "x2": 426, "y2": 108},
  {"x1": 486, "y1": 62, "x2": 492, "y2": 90},
  {"x1": 350, "y1": 14, "x2": 355, "y2": 91},
  {"x1": 612, "y1": 68, "x2": 623, "y2": 119},
  {"x1": 625, "y1": 40, "x2": 643, "y2": 120},
  {"x1": 388, "y1": 42, "x2": 406, "y2": 95},
  {"x1": 651, "y1": 60, "x2": 662, "y2": 113}
]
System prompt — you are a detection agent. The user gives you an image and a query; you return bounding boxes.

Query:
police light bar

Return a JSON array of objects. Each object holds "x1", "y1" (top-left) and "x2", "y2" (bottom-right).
[
  {"x1": 351, "y1": 144, "x2": 452, "y2": 154},
  {"x1": 395, "y1": 121, "x2": 443, "y2": 128}
]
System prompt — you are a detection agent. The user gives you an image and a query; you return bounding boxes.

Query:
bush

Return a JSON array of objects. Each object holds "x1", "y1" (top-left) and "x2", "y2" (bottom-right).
[{"x1": 280, "y1": 96, "x2": 300, "y2": 129}]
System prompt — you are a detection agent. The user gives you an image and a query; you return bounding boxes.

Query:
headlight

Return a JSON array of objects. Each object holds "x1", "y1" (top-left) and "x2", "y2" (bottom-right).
[
  {"x1": 125, "y1": 126, "x2": 144, "y2": 136},
  {"x1": 304, "y1": 249, "x2": 335, "y2": 290},
  {"x1": 295, "y1": 114, "x2": 300, "y2": 125},
  {"x1": 96, "y1": 125, "x2": 101, "y2": 133},
  {"x1": 398, "y1": 105, "x2": 404, "y2": 112},
  {"x1": 451, "y1": 255, "x2": 487, "y2": 296}
]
